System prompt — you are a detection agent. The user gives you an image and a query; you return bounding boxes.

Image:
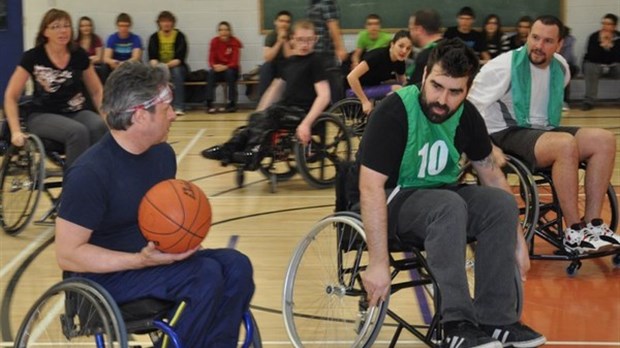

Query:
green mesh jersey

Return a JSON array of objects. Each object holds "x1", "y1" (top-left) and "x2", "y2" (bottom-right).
[{"x1": 396, "y1": 86, "x2": 463, "y2": 188}]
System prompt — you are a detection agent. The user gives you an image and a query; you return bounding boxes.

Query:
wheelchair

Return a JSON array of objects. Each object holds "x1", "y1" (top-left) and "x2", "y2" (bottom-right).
[
  {"x1": 327, "y1": 93, "x2": 385, "y2": 153},
  {"x1": 232, "y1": 108, "x2": 352, "y2": 192},
  {"x1": 13, "y1": 277, "x2": 261, "y2": 348},
  {"x1": 282, "y1": 162, "x2": 525, "y2": 347},
  {"x1": 500, "y1": 155, "x2": 619, "y2": 276},
  {"x1": 0, "y1": 101, "x2": 65, "y2": 235}
]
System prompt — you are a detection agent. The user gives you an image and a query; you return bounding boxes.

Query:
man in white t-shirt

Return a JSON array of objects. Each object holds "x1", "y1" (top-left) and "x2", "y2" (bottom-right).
[{"x1": 468, "y1": 15, "x2": 618, "y2": 254}]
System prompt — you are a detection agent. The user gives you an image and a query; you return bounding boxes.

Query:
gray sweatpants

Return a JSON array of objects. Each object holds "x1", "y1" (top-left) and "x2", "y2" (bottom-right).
[
  {"x1": 389, "y1": 184, "x2": 520, "y2": 325},
  {"x1": 27, "y1": 110, "x2": 108, "y2": 168}
]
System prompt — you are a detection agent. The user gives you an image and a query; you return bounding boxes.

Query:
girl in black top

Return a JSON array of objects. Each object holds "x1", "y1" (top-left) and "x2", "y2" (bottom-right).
[{"x1": 346, "y1": 30, "x2": 412, "y2": 115}]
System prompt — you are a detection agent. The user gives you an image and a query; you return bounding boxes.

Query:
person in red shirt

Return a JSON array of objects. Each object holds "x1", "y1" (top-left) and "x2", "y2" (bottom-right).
[{"x1": 206, "y1": 21, "x2": 243, "y2": 113}]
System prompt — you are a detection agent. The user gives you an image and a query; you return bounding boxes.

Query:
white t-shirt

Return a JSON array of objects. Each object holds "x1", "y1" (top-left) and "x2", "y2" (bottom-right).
[{"x1": 468, "y1": 49, "x2": 570, "y2": 134}]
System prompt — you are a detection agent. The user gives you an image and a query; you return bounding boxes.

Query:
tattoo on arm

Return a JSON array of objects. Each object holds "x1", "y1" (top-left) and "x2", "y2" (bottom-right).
[{"x1": 473, "y1": 154, "x2": 497, "y2": 170}]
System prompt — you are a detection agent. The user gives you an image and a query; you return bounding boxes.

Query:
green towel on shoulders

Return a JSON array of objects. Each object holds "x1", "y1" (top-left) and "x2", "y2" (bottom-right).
[{"x1": 510, "y1": 47, "x2": 564, "y2": 127}]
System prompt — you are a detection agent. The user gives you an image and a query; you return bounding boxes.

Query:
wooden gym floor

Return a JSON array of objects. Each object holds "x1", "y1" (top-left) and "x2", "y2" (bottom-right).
[{"x1": 0, "y1": 105, "x2": 618, "y2": 347}]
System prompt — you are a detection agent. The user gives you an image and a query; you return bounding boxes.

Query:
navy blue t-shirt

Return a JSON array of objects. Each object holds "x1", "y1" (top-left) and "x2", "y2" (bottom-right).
[{"x1": 58, "y1": 133, "x2": 176, "y2": 252}]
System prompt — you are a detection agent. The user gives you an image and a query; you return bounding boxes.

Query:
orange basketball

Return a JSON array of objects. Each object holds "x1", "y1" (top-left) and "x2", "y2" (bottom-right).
[{"x1": 138, "y1": 179, "x2": 212, "y2": 253}]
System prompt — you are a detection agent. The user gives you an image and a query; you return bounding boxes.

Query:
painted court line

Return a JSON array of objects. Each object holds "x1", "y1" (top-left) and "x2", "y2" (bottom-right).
[
  {"x1": 176, "y1": 128, "x2": 206, "y2": 165},
  {"x1": 0, "y1": 227, "x2": 54, "y2": 279}
]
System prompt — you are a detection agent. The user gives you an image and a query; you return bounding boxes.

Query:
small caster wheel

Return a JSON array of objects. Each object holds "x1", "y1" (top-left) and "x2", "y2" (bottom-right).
[
  {"x1": 236, "y1": 168, "x2": 245, "y2": 188},
  {"x1": 566, "y1": 260, "x2": 582, "y2": 277},
  {"x1": 612, "y1": 253, "x2": 620, "y2": 267}
]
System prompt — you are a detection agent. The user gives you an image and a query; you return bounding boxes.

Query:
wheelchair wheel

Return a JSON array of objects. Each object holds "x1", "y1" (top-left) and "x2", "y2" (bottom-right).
[
  {"x1": 283, "y1": 214, "x2": 388, "y2": 348},
  {"x1": 328, "y1": 97, "x2": 367, "y2": 138},
  {"x1": 459, "y1": 155, "x2": 539, "y2": 243},
  {"x1": 504, "y1": 156, "x2": 539, "y2": 242},
  {"x1": 258, "y1": 129, "x2": 297, "y2": 183},
  {"x1": 295, "y1": 114, "x2": 352, "y2": 189},
  {"x1": 14, "y1": 277, "x2": 128, "y2": 348},
  {"x1": 0, "y1": 134, "x2": 46, "y2": 235}
]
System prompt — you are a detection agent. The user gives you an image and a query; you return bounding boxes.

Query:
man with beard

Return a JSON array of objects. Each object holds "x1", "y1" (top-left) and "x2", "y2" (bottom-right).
[
  {"x1": 468, "y1": 15, "x2": 618, "y2": 254},
  {"x1": 356, "y1": 38, "x2": 545, "y2": 348}
]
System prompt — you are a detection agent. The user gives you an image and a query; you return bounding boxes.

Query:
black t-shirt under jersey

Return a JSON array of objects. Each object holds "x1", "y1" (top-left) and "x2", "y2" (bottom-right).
[{"x1": 359, "y1": 91, "x2": 492, "y2": 189}]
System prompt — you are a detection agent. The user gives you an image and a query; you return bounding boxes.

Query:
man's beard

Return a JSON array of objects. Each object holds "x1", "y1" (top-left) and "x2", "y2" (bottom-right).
[
  {"x1": 419, "y1": 92, "x2": 459, "y2": 123},
  {"x1": 528, "y1": 49, "x2": 547, "y2": 66}
]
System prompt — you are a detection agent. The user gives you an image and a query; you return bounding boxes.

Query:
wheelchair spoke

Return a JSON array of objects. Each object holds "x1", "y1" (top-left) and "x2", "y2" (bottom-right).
[{"x1": 283, "y1": 216, "x2": 386, "y2": 347}]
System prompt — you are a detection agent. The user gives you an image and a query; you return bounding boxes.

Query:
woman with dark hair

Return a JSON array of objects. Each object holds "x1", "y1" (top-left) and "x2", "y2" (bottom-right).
[
  {"x1": 346, "y1": 30, "x2": 412, "y2": 114},
  {"x1": 205, "y1": 21, "x2": 243, "y2": 113},
  {"x1": 482, "y1": 14, "x2": 510, "y2": 60},
  {"x1": 3, "y1": 8, "x2": 108, "y2": 169},
  {"x1": 75, "y1": 16, "x2": 106, "y2": 82}
]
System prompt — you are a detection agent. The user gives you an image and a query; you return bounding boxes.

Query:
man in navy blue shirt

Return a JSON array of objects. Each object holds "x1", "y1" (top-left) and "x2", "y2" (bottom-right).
[{"x1": 56, "y1": 61, "x2": 254, "y2": 347}]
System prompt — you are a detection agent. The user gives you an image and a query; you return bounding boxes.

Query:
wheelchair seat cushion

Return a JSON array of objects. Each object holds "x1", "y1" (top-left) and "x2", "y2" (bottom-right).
[{"x1": 119, "y1": 298, "x2": 176, "y2": 322}]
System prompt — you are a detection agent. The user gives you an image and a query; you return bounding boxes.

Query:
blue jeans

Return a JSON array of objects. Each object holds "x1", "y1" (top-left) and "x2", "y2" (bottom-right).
[
  {"x1": 206, "y1": 68, "x2": 239, "y2": 106},
  {"x1": 27, "y1": 110, "x2": 108, "y2": 168},
  {"x1": 82, "y1": 248, "x2": 254, "y2": 348},
  {"x1": 170, "y1": 65, "x2": 187, "y2": 111}
]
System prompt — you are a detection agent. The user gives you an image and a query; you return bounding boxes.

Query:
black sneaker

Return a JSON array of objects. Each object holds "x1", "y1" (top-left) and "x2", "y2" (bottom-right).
[
  {"x1": 201, "y1": 145, "x2": 225, "y2": 160},
  {"x1": 225, "y1": 103, "x2": 238, "y2": 113},
  {"x1": 580, "y1": 102, "x2": 593, "y2": 111},
  {"x1": 480, "y1": 322, "x2": 546, "y2": 347},
  {"x1": 442, "y1": 321, "x2": 502, "y2": 348}
]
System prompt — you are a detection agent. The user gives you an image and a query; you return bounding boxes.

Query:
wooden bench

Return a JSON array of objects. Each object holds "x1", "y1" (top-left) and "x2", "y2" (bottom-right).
[
  {"x1": 568, "y1": 75, "x2": 620, "y2": 103},
  {"x1": 184, "y1": 80, "x2": 259, "y2": 108}
]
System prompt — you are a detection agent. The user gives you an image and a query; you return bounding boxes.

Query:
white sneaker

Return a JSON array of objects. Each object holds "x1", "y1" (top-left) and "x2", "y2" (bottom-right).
[
  {"x1": 563, "y1": 225, "x2": 613, "y2": 253},
  {"x1": 175, "y1": 109, "x2": 185, "y2": 116},
  {"x1": 588, "y1": 219, "x2": 620, "y2": 246},
  {"x1": 562, "y1": 102, "x2": 570, "y2": 111}
]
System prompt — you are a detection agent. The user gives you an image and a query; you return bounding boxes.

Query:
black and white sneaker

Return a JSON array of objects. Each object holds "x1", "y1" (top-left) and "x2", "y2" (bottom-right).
[
  {"x1": 480, "y1": 322, "x2": 546, "y2": 347},
  {"x1": 442, "y1": 321, "x2": 502, "y2": 348}
]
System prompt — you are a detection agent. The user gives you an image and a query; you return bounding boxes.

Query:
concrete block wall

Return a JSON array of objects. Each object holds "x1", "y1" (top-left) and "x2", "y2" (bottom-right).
[{"x1": 21, "y1": 0, "x2": 620, "y2": 103}]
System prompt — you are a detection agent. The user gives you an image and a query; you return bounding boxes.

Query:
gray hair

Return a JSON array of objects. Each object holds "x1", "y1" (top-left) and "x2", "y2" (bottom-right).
[{"x1": 102, "y1": 61, "x2": 170, "y2": 130}]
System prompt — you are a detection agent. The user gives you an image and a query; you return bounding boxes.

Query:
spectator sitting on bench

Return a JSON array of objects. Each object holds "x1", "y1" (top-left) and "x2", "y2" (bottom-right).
[
  {"x1": 346, "y1": 30, "x2": 412, "y2": 115},
  {"x1": 200, "y1": 19, "x2": 330, "y2": 169},
  {"x1": 349, "y1": 14, "x2": 392, "y2": 70},
  {"x1": 258, "y1": 10, "x2": 293, "y2": 99},
  {"x1": 148, "y1": 10, "x2": 189, "y2": 116},
  {"x1": 103, "y1": 13, "x2": 143, "y2": 72},
  {"x1": 206, "y1": 21, "x2": 243, "y2": 114},
  {"x1": 581, "y1": 13, "x2": 620, "y2": 111}
]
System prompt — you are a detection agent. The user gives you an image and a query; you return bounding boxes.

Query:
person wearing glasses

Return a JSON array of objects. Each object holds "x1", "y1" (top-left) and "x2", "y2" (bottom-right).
[
  {"x1": 3, "y1": 8, "x2": 108, "y2": 169},
  {"x1": 581, "y1": 13, "x2": 620, "y2": 111},
  {"x1": 103, "y1": 13, "x2": 143, "y2": 72},
  {"x1": 55, "y1": 61, "x2": 255, "y2": 347},
  {"x1": 201, "y1": 19, "x2": 330, "y2": 169}
]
